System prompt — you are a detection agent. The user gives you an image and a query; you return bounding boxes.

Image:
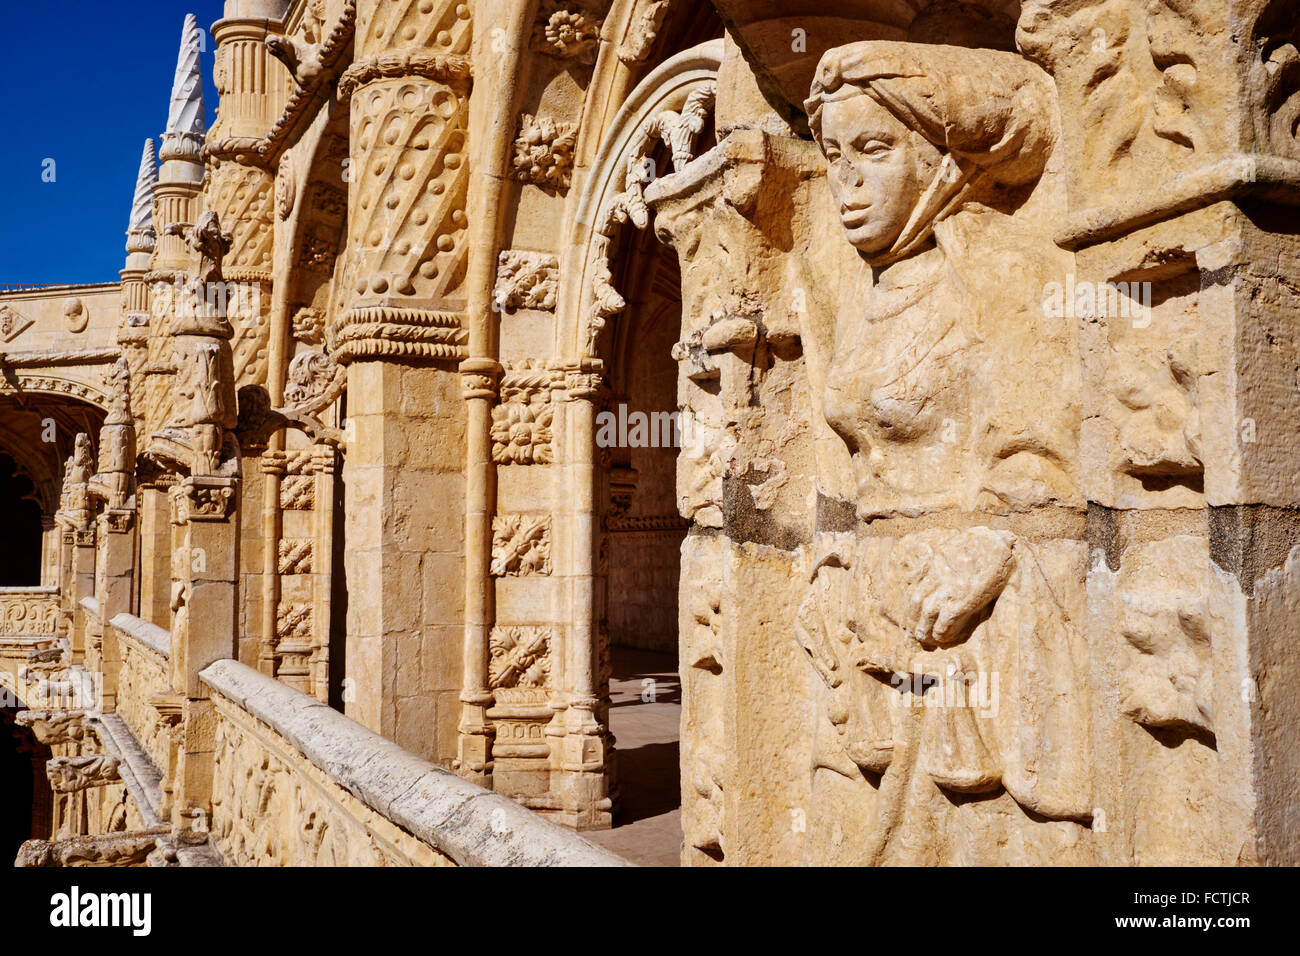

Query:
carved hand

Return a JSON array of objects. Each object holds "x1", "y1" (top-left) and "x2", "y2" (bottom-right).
[{"x1": 895, "y1": 528, "x2": 1016, "y2": 647}]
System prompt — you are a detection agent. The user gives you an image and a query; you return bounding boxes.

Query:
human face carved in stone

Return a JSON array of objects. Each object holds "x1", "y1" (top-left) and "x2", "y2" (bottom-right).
[{"x1": 819, "y1": 94, "x2": 943, "y2": 258}]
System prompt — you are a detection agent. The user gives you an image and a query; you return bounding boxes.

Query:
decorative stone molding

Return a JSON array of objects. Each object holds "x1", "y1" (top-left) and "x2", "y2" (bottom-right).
[
  {"x1": 0, "y1": 346, "x2": 122, "y2": 368},
  {"x1": 46, "y1": 754, "x2": 122, "y2": 793},
  {"x1": 490, "y1": 514, "x2": 553, "y2": 576},
  {"x1": 494, "y1": 251, "x2": 559, "y2": 312},
  {"x1": 513, "y1": 114, "x2": 578, "y2": 192},
  {"x1": 491, "y1": 364, "x2": 556, "y2": 465},
  {"x1": 577, "y1": 41, "x2": 722, "y2": 356},
  {"x1": 337, "y1": 51, "x2": 473, "y2": 100},
  {"x1": 329, "y1": 307, "x2": 468, "y2": 363},
  {"x1": 0, "y1": 373, "x2": 109, "y2": 407},
  {"x1": 489, "y1": 626, "x2": 552, "y2": 690},
  {"x1": 533, "y1": 1, "x2": 602, "y2": 63},
  {"x1": 606, "y1": 513, "x2": 690, "y2": 533},
  {"x1": 0, "y1": 592, "x2": 59, "y2": 636}
]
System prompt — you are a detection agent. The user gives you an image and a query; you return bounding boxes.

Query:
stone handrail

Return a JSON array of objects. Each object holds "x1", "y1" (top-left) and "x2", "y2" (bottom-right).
[
  {"x1": 109, "y1": 612, "x2": 170, "y2": 659},
  {"x1": 200, "y1": 659, "x2": 632, "y2": 867},
  {"x1": 109, "y1": 613, "x2": 173, "y2": 776}
]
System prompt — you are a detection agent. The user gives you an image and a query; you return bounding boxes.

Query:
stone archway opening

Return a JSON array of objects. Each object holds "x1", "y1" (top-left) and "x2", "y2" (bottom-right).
[
  {"x1": 0, "y1": 702, "x2": 53, "y2": 860},
  {"x1": 589, "y1": 151, "x2": 696, "y2": 865},
  {"x1": 0, "y1": 453, "x2": 43, "y2": 586},
  {"x1": 0, "y1": 392, "x2": 106, "y2": 587}
]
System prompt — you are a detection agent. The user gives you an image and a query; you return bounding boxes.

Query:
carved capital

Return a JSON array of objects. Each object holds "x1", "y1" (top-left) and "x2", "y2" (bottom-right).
[
  {"x1": 459, "y1": 358, "x2": 502, "y2": 400},
  {"x1": 99, "y1": 508, "x2": 135, "y2": 535},
  {"x1": 175, "y1": 476, "x2": 238, "y2": 523}
]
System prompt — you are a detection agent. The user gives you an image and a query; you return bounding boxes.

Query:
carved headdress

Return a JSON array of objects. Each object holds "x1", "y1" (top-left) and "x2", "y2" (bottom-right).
[{"x1": 805, "y1": 42, "x2": 1057, "y2": 261}]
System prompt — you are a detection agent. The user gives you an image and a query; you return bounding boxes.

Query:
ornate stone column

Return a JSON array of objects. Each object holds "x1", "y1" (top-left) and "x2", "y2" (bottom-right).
[
  {"x1": 552, "y1": 364, "x2": 612, "y2": 830},
  {"x1": 39, "y1": 516, "x2": 58, "y2": 588},
  {"x1": 54, "y1": 434, "x2": 96, "y2": 663},
  {"x1": 146, "y1": 209, "x2": 244, "y2": 840},
  {"x1": 456, "y1": 359, "x2": 499, "y2": 784},
  {"x1": 206, "y1": 7, "x2": 287, "y2": 676},
  {"x1": 119, "y1": 137, "x2": 157, "y2": 418},
  {"x1": 140, "y1": 14, "x2": 209, "y2": 636},
  {"x1": 331, "y1": 0, "x2": 473, "y2": 762},
  {"x1": 87, "y1": 360, "x2": 138, "y2": 713}
]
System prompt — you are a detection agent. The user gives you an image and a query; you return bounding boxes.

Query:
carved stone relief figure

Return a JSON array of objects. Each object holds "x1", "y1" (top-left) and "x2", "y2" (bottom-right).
[
  {"x1": 1116, "y1": 537, "x2": 1215, "y2": 738},
  {"x1": 57, "y1": 432, "x2": 95, "y2": 528},
  {"x1": 46, "y1": 754, "x2": 122, "y2": 793},
  {"x1": 151, "y1": 211, "x2": 241, "y2": 478},
  {"x1": 15, "y1": 710, "x2": 94, "y2": 747},
  {"x1": 798, "y1": 41, "x2": 1093, "y2": 864},
  {"x1": 16, "y1": 831, "x2": 160, "y2": 868},
  {"x1": 88, "y1": 359, "x2": 137, "y2": 510}
]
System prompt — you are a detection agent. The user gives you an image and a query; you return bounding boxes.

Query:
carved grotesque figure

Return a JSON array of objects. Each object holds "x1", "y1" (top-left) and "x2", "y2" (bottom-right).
[
  {"x1": 798, "y1": 42, "x2": 1092, "y2": 864},
  {"x1": 58, "y1": 433, "x2": 95, "y2": 522},
  {"x1": 89, "y1": 358, "x2": 136, "y2": 509}
]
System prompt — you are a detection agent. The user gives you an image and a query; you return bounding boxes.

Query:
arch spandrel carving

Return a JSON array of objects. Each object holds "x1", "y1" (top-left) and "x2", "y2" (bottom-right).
[{"x1": 561, "y1": 38, "x2": 724, "y2": 361}]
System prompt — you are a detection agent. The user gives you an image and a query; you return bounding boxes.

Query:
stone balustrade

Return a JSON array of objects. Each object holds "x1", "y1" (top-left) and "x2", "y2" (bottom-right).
[
  {"x1": 0, "y1": 586, "x2": 60, "y2": 637},
  {"x1": 109, "y1": 613, "x2": 173, "y2": 777},
  {"x1": 201, "y1": 659, "x2": 631, "y2": 867}
]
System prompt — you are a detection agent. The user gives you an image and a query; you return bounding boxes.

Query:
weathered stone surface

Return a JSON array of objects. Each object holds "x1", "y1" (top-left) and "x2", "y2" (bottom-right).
[{"x1": 4, "y1": 0, "x2": 1297, "y2": 869}]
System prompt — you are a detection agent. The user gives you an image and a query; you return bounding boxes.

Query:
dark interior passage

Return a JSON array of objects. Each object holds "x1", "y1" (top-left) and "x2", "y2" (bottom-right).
[{"x1": 0, "y1": 453, "x2": 43, "y2": 586}]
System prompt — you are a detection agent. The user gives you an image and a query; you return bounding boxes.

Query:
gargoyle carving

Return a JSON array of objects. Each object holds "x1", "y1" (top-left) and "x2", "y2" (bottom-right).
[{"x1": 46, "y1": 754, "x2": 121, "y2": 793}]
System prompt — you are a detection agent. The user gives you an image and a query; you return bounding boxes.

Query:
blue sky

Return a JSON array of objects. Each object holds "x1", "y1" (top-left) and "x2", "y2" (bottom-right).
[{"x1": 0, "y1": 2, "x2": 226, "y2": 285}]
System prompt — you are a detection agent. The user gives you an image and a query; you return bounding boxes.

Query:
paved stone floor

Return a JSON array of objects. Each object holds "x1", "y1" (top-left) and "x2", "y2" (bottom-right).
[{"x1": 586, "y1": 647, "x2": 682, "y2": 867}]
